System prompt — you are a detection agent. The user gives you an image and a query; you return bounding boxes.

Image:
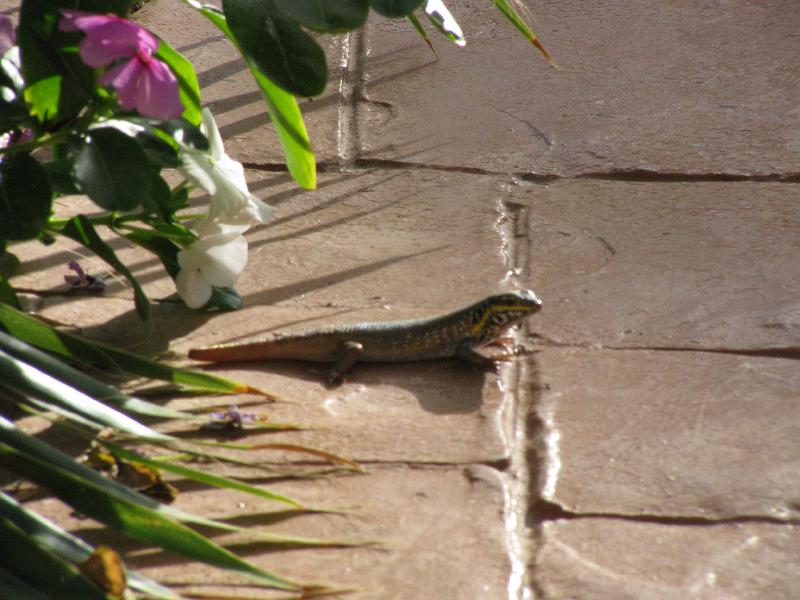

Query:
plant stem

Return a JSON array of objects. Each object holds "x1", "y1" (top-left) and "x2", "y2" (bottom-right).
[{"x1": 47, "y1": 211, "x2": 149, "y2": 231}]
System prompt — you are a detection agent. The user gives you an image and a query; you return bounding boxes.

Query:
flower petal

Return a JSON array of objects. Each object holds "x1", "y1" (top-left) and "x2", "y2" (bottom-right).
[
  {"x1": 176, "y1": 267, "x2": 212, "y2": 309},
  {"x1": 0, "y1": 15, "x2": 15, "y2": 56},
  {"x1": 202, "y1": 235, "x2": 248, "y2": 287},
  {"x1": 101, "y1": 58, "x2": 143, "y2": 111},
  {"x1": 135, "y1": 58, "x2": 183, "y2": 120},
  {"x1": 200, "y1": 106, "x2": 226, "y2": 162},
  {"x1": 64, "y1": 13, "x2": 158, "y2": 67},
  {"x1": 177, "y1": 245, "x2": 209, "y2": 271},
  {"x1": 179, "y1": 150, "x2": 218, "y2": 196}
]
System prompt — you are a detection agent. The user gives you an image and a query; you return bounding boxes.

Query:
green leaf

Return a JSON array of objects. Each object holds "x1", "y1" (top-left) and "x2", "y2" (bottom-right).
[
  {"x1": 0, "y1": 417, "x2": 336, "y2": 546},
  {"x1": 274, "y1": 0, "x2": 368, "y2": 32},
  {"x1": 0, "y1": 152, "x2": 53, "y2": 241},
  {"x1": 61, "y1": 214, "x2": 151, "y2": 321},
  {"x1": 42, "y1": 157, "x2": 81, "y2": 195},
  {"x1": 249, "y1": 66, "x2": 316, "y2": 189},
  {"x1": 105, "y1": 443, "x2": 304, "y2": 509},
  {"x1": 0, "y1": 438, "x2": 301, "y2": 592},
  {"x1": 0, "y1": 348, "x2": 169, "y2": 440},
  {"x1": 0, "y1": 515, "x2": 109, "y2": 600},
  {"x1": 95, "y1": 118, "x2": 182, "y2": 168},
  {"x1": 165, "y1": 185, "x2": 190, "y2": 214},
  {"x1": 123, "y1": 227, "x2": 181, "y2": 277},
  {"x1": 71, "y1": 127, "x2": 153, "y2": 212},
  {"x1": 0, "y1": 566, "x2": 51, "y2": 600},
  {"x1": 493, "y1": 0, "x2": 554, "y2": 63},
  {"x1": 223, "y1": 0, "x2": 328, "y2": 97},
  {"x1": 0, "y1": 274, "x2": 20, "y2": 309},
  {"x1": 195, "y1": 4, "x2": 316, "y2": 189},
  {"x1": 154, "y1": 41, "x2": 202, "y2": 126},
  {"x1": 0, "y1": 302, "x2": 266, "y2": 396},
  {"x1": 144, "y1": 220, "x2": 196, "y2": 246},
  {"x1": 206, "y1": 285, "x2": 243, "y2": 311},
  {"x1": 18, "y1": 0, "x2": 95, "y2": 125},
  {"x1": 369, "y1": 0, "x2": 424, "y2": 18},
  {"x1": 0, "y1": 492, "x2": 180, "y2": 600},
  {"x1": 0, "y1": 330, "x2": 192, "y2": 420},
  {"x1": 142, "y1": 171, "x2": 174, "y2": 221},
  {"x1": 23, "y1": 75, "x2": 61, "y2": 122},
  {"x1": 407, "y1": 13, "x2": 436, "y2": 55}
]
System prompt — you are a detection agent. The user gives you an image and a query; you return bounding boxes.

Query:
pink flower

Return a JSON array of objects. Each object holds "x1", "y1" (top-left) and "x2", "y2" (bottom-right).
[
  {"x1": 59, "y1": 10, "x2": 183, "y2": 120},
  {"x1": 0, "y1": 15, "x2": 15, "y2": 55}
]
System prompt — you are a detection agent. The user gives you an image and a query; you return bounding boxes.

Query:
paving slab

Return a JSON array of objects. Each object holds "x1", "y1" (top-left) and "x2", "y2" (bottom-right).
[
  {"x1": 360, "y1": 2, "x2": 800, "y2": 175},
  {"x1": 20, "y1": 464, "x2": 511, "y2": 599},
  {"x1": 509, "y1": 179, "x2": 800, "y2": 350},
  {"x1": 534, "y1": 348, "x2": 800, "y2": 520},
  {"x1": 532, "y1": 518, "x2": 800, "y2": 600},
  {"x1": 134, "y1": 0, "x2": 343, "y2": 166}
]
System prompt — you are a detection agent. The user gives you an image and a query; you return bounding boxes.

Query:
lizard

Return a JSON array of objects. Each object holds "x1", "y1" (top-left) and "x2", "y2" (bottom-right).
[{"x1": 188, "y1": 289, "x2": 542, "y2": 383}]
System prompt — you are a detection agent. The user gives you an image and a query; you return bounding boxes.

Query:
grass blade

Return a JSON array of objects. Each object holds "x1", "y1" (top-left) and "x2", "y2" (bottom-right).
[
  {"x1": 0, "y1": 491, "x2": 180, "y2": 600},
  {"x1": 104, "y1": 442, "x2": 305, "y2": 509},
  {"x1": 0, "y1": 349, "x2": 170, "y2": 440},
  {"x1": 0, "y1": 303, "x2": 274, "y2": 398},
  {"x1": 407, "y1": 13, "x2": 436, "y2": 55},
  {"x1": 0, "y1": 440, "x2": 302, "y2": 592},
  {"x1": 0, "y1": 566, "x2": 51, "y2": 600},
  {"x1": 493, "y1": 0, "x2": 555, "y2": 64},
  {"x1": 0, "y1": 417, "x2": 344, "y2": 547},
  {"x1": 0, "y1": 330, "x2": 191, "y2": 420},
  {"x1": 0, "y1": 514, "x2": 109, "y2": 599}
]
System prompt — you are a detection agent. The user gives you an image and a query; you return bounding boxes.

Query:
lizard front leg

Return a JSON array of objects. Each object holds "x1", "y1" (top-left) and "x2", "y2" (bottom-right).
[
  {"x1": 328, "y1": 340, "x2": 364, "y2": 384},
  {"x1": 456, "y1": 340, "x2": 516, "y2": 370}
]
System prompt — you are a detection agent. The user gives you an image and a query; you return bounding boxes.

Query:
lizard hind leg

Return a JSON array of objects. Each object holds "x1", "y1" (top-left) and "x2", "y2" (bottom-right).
[{"x1": 327, "y1": 340, "x2": 364, "y2": 385}]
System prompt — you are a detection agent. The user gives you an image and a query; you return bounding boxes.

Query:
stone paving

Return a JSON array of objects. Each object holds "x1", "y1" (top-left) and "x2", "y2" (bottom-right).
[{"x1": 7, "y1": 0, "x2": 800, "y2": 598}]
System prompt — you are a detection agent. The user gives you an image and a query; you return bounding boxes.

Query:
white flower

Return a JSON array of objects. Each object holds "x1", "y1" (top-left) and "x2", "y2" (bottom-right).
[
  {"x1": 175, "y1": 220, "x2": 249, "y2": 309},
  {"x1": 178, "y1": 108, "x2": 273, "y2": 225}
]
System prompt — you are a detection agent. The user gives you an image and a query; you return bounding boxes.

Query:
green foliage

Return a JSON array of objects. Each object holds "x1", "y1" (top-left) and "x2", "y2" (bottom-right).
[
  {"x1": 18, "y1": 1, "x2": 95, "y2": 126},
  {"x1": 369, "y1": 0, "x2": 425, "y2": 18},
  {"x1": 273, "y1": 0, "x2": 369, "y2": 32},
  {"x1": 223, "y1": 0, "x2": 329, "y2": 97},
  {"x1": 195, "y1": 4, "x2": 317, "y2": 188},
  {"x1": 0, "y1": 153, "x2": 52, "y2": 241},
  {"x1": 70, "y1": 127, "x2": 153, "y2": 212}
]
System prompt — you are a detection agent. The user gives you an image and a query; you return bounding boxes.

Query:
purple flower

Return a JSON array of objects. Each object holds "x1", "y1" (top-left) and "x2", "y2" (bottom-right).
[
  {"x1": 59, "y1": 10, "x2": 183, "y2": 120},
  {"x1": 64, "y1": 260, "x2": 107, "y2": 292}
]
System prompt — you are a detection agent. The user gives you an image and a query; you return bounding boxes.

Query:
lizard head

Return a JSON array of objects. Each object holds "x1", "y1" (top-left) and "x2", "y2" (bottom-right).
[{"x1": 469, "y1": 289, "x2": 542, "y2": 343}]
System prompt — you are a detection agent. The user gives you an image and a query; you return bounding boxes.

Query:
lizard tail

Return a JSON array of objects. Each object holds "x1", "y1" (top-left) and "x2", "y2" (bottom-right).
[{"x1": 188, "y1": 343, "x2": 272, "y2": 363}]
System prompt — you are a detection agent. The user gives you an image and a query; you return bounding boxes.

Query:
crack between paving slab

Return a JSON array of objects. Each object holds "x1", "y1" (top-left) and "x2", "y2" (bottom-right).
[
  {"x1": 528, "y1": 498, "x2": 800, "y2": 527},
  {"x1": 241, "y1": 158, "x2": 800, "y2": 184},
  {"x1": 528, "y1": 335, "x2": 800, "y2": 360},
  {"x1": 495, "y1": 199, "x2": 540, "y2": 600}
]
